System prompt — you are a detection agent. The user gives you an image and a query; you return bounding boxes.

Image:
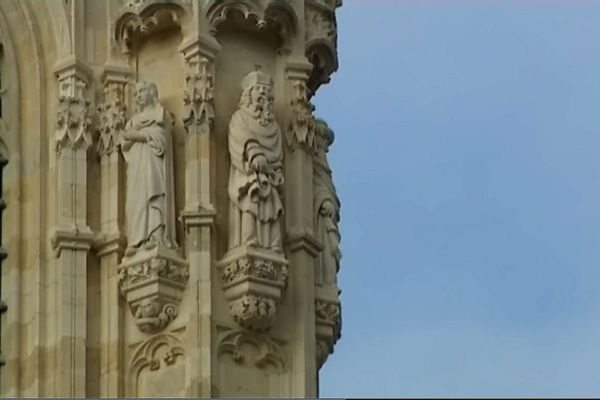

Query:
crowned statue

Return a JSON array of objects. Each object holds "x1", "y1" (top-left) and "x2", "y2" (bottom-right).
[
  {"x1": 227, "y1": 70, "x2": 284, "y2": 253},
  {"x1": 121, "y1": 80, "x2": 177, "y2": 256}
]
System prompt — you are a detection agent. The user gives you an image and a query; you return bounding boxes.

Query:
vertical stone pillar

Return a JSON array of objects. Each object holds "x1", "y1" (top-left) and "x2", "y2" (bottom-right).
[
  {"x1": 0, "y1": 154, "x2": 7, "y2": 376},
  {"x1": 283, "y1": 59, "x2": 322, "y2": 397},
  {"x1": 96, "y1": 61, "x2": 129, "y2": 397},
  {"x1": 179, "y1": 34, "x2": 220, "y2": 397},
  {"x1": 50, "y1": 59, "x2": 95, "y2": 397}
]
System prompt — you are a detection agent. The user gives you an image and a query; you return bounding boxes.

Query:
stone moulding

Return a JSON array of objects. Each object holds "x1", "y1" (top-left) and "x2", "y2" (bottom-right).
[
  {"x1": 217, "y1": 246, "x2": 288, "y2": 331},
  {"x1": 118, "y1": 246, "x2": 189, "y2": 334}
]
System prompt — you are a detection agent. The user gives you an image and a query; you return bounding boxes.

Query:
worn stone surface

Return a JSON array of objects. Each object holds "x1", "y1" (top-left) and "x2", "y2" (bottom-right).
[{"x1": 0, "y1": 0, "x2": 342, "y2": 397}]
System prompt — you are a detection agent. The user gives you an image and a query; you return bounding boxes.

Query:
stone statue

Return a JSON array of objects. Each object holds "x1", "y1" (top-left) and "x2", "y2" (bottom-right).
[
  {"x1": 121, "y1": 81, "x2": 177, "y2": 256},
  {"x1": 314, "y1": 119, "x2": 341, "y2": 286},
  {"x1": 228, "y1": 71, "x2": 284, "y2": 252}
]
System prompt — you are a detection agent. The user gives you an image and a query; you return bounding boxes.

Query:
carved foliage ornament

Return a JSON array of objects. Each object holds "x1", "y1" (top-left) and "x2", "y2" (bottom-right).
[
  {"x1": 315, "y1": 299, "x2": 341, "y2": 368},
  {"x1": 97, "y1": 82, "x2": 127, "y2": 155},
  {"x1": 218, "y1": 247, "x2": 288, "y2": 331},
  {"x1": 183, "y1": 56, "x2": 214, "y2": 134},
  {"x1": 55, "y1": 76, "x2": 93, "y2": 153}
]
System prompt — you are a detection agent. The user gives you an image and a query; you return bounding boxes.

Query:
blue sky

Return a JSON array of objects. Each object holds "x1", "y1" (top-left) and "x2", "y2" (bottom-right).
[{"x1": 314, "y1": 1, "x2": 600, "y2": 397}]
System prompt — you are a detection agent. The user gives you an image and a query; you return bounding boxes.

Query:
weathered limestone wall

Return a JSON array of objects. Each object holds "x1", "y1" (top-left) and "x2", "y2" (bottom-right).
[{"x1": 0, "y1": 0, "x2": 342, "y2": 397}]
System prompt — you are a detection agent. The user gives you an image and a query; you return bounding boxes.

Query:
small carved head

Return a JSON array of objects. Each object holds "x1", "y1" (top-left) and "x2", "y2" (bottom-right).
[{"x1": 134, "y1": 80, "x2": 159, "y2": 111}]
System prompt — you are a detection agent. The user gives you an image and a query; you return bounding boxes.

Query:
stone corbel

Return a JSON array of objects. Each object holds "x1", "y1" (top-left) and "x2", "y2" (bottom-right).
[
  {"x1": 118, "y1": 247, "x2": 189, "y2": 334},
  {"x1": 217, "y1": 247, "x2": 289, "y2": 331},
  {"x1": 315, "y1": 287, "x2": 341, "y2": 369}
]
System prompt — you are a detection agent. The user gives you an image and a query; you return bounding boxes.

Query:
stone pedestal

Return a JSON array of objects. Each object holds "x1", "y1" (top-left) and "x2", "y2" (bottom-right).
[
  {"x1": 218, "y1": 246, "x2": 288, "y2": 331},
  {"x1": 315, "y1": 286, "x2": 342, "y2": 369},
  {"x1": 118, "y1": 247, "x2": 189, "y2": 334}
]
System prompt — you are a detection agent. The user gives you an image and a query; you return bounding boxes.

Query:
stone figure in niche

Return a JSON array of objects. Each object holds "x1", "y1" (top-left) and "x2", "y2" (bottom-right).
[
  {"x1": 121, "y1": 81, "x2": 177, "y2": 256},
  {"x1": 228, "y1": 70, "x2": 284, "y2": 252},
  {"x1": 314, "y1": 119, "x2": 341, "y2": 286}
]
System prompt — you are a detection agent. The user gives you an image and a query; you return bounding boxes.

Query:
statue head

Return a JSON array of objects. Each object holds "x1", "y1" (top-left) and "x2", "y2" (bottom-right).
[
  {"x1": 134, "y1": 80, "x2": 160, "y2": 111},
  {"x1": 315, "y1": 118, "x2": 334, "y2": 151},
  {"x1": 239, "y1": 70, "x2": 275, "y2": 126}
]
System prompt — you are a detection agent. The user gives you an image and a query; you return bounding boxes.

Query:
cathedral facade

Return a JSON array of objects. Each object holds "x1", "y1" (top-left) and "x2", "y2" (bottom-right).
[{"x1": 0, "y1": 0, "x2": 342, "y2": 397}]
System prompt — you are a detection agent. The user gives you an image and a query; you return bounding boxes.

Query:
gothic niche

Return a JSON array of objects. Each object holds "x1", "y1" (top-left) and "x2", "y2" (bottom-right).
[
  {"x1": 217, "y1": 70, "x2": 288, "y2": 331},
  {"x1": 117, "y1": 81, "x2": 188, "y2": 334},
  {"x1": 114, "y1": 0, "x2": 188, "y2": 55}
]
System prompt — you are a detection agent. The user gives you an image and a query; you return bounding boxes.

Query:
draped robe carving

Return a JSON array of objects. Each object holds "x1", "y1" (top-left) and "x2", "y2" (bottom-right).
[
  {"x1": 121, "y1": 81, "x2": 177, "y2": 254},
  {"x1": 227, "y1": 71, "x2": 284, "y2": 252}
]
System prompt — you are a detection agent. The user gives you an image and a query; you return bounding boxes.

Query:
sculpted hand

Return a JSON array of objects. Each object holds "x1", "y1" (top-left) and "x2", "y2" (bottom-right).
[{"x1": 250, "y1": 154, "x2": 267, "y2": 172}]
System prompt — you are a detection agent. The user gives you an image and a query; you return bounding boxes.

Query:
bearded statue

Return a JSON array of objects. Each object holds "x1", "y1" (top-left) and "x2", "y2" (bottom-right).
[
  {"x1": 121, "y1": 81, "x2": 177, "y2": 256},
  {"x1": 227, "y1": 70, "x2": 284, "y2": 252},
  {"x1": 314, "y1": 119, "x2": 341, "y2": 286}
]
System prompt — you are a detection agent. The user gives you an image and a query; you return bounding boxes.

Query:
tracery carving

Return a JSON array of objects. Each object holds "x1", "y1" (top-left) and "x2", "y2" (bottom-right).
[
  {"x1": 287, "y1": 78, "x2": 315, "y2": 151},
  {"x1": 217, "y1": 329, "x2": 287, "y2": 374},
  {"x1": 130, "y1": 333, "x2": 184, "y2": 375},
  {"x1": 206, "y1": 0, "x2": 297, "y2": 45},
  {"x1": 55, "y1": 75, "x2": 93, "y2": 153},
  {"x1": 114, "y1": 0, "x2": 188, "y2": 55}
]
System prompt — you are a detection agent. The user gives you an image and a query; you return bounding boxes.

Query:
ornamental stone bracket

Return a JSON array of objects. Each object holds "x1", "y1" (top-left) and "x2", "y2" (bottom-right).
[
  {"x1": 217, "y1": 246, "x2": 289, "y2": 331},
  {"x1": 315, "y1": 288, "x2": 341, "y2": 369},
  {"x1": 118, "y1": 246, "x2": 189, "y2": 334}
]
